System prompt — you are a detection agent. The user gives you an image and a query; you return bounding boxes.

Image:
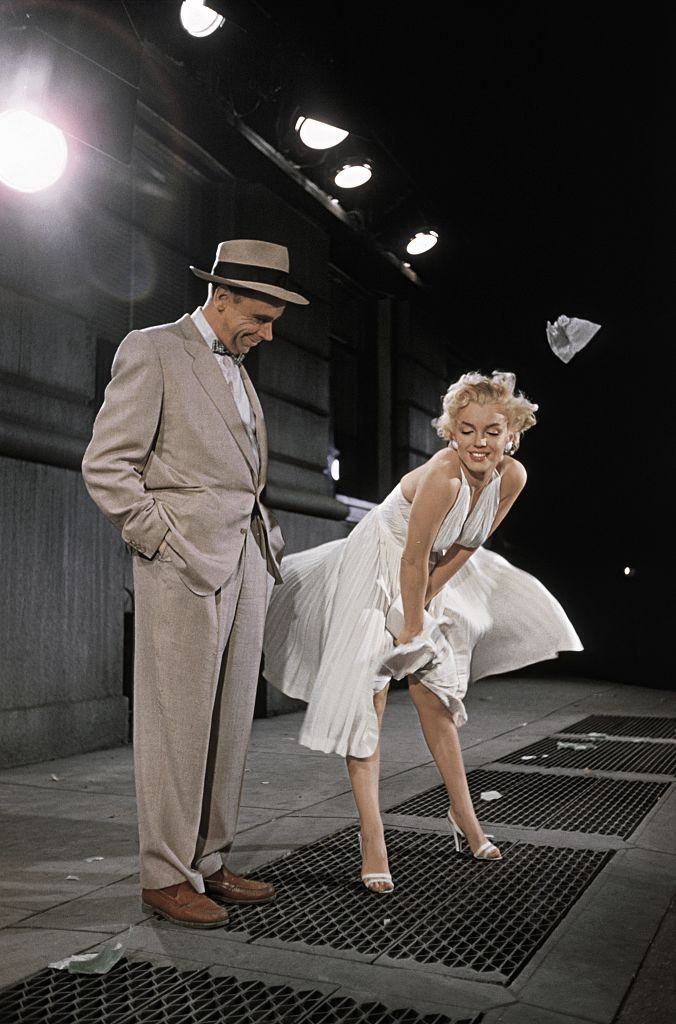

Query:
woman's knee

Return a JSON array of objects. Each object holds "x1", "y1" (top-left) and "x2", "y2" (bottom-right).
[{"x1": 408, "y1": 678, "x2": 442, "y2": 712}]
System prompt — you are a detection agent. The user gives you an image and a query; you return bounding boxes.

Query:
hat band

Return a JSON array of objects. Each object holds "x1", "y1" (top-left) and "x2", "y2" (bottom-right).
[{"x1": 211, "y1": 261, "x2": 288, "y2": 288}]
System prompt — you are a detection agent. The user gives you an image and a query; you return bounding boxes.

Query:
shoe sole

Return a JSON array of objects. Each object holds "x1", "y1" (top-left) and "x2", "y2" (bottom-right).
[
  {"x1": 141, "y1": 903, "x2": 229, "y2": 928},
  {"x1": 206, "y1": 891, "x2": 276, "y2": 906}
]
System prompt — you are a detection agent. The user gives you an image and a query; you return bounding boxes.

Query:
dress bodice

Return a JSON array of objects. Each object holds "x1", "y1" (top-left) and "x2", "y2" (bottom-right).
[{"x1": 377, "y1": 470, "x2": 501, "y2": 553}]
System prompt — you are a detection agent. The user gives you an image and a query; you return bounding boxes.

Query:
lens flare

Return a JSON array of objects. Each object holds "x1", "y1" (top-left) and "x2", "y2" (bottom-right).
[{"x1": 0, "y1": 110, "x2": 68, "y2": 193}]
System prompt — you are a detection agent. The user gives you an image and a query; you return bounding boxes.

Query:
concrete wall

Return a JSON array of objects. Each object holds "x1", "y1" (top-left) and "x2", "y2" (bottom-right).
[{"x1": 393, "y1": 301, "x2": 448, "y2": 477}]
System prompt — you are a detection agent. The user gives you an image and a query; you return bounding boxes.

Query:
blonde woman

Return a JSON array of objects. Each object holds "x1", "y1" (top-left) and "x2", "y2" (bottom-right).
[{"x1": 263, "y1": 372, "x2": 582, "y2": 892}]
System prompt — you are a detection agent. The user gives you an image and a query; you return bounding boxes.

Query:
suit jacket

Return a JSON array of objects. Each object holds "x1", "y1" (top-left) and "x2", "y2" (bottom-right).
[{"x1": 82, "y1": 313, "x2": 285, "y2": 596}]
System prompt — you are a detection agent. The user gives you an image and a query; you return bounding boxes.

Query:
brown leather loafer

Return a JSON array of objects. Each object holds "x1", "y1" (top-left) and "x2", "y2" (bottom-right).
[
  {"x1": 204, "y1": 865, "x2": 276, "y2": 905},
  {"x1": 142, "y1": 881, "x2": 229, "y2": 928}
]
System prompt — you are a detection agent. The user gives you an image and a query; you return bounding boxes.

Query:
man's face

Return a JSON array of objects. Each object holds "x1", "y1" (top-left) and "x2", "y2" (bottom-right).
[{"x1": 213, "y1": 289, "x2": 286, "y2": 357}]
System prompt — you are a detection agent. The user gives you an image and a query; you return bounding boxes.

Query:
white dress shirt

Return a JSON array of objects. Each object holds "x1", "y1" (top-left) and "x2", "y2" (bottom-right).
[{"x1": 191, "y1": 307, "x2": 260, "y2": 477}]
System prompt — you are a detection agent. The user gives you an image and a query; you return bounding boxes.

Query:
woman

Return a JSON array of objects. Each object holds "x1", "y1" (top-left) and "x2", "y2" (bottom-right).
[{"x1": 263, "y1": 371, "x2": 582, "y2": 892}]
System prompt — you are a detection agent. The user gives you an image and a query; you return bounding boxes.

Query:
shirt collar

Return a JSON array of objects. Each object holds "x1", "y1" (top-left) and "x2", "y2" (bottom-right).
[{"x1": 191, "y1": 307, "x2": 218, "y2": 348}]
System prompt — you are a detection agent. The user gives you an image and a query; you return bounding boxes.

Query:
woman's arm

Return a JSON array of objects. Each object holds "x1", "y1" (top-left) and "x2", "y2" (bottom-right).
[
  {"x1": 398, "y1": 461, "x2": 461, "y2": 643},
  {"x1": 425, "y1": 459, "x2": 528, "y2": 604}
]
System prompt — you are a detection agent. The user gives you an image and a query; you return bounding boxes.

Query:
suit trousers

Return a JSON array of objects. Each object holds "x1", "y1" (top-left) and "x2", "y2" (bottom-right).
[{"x1": 132, "y1": 527, "x2": 271, "y2": 891}]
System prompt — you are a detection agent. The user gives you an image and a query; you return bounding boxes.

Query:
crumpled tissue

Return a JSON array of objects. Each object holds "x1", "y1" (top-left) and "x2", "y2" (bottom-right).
[{"x1": 49, "y1": 929, "x2": 131, "y2": 975}]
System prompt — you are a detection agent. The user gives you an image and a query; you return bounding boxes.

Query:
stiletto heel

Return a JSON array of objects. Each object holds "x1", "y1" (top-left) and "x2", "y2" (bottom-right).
[
  {"x1": 447, "y1": 809, "x2": 502, "y2": 861},
  {"x1": 358, "y1": 832, "x2": 394, "y2": 893}
]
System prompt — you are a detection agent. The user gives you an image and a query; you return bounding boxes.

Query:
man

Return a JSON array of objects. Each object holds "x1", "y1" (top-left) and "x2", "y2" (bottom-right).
[{"x1": 82, "y1": 239, "x2": 308, "y2": 927}]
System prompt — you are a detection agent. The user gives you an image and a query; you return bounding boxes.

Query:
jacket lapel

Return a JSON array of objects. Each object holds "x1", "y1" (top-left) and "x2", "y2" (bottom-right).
[
  {"x1": 180, "y1": 316, "x2": 259, "y2": 480},
  {"x1": 240, "y1": 365, "x2": 268, "y2": 489}
]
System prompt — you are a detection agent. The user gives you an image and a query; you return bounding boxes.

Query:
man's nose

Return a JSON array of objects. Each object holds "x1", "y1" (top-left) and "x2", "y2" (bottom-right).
[{"x1": 260, "y1": 322, "x2": 273, "y2": 342}]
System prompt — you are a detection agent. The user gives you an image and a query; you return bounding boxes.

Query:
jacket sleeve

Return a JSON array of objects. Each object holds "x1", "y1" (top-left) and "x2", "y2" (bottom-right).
[{"x1": 81, "y1": 329, "x2": 169, "y2": 557}]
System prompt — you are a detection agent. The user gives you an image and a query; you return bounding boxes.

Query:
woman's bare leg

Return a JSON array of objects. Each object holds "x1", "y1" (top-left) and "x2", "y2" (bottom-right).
[
  {"x1": 346, "y1": 684, "x2": 393, "y2": 891},
  {"x1": 408, "y1": 678, "x2": 500, "y2": 857}
]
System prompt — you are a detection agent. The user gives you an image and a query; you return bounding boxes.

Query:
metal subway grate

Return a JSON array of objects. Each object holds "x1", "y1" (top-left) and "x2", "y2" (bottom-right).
[
  {"x1": 300, "y1": 996, "x2": 478, "y2": 1024},
  {"x1": 0, "y1": 959, "x2": 204, "y2": 1024},
  {"x1": 384, "y1": 770, "x2": 670, "y2": 837},
  {"x1": 559, "y1": 715, "x2": 676, "y2": 740},
  {"x1": 0, "y1": 961, "x2": 478, "y2": 1024},
  {"x1": 224, "y1": 826, "x2": 611, "y2": 983},
  {"x1": 496, "y1": 736, "x2": 676, "y2": 776}
]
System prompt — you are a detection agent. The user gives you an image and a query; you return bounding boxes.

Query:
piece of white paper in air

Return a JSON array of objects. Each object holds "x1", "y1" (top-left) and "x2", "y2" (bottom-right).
[
  {"x1": 557, "y1": 740, "x2": 595, "y2": 751},
  {"x1": 546, "y1": 315, "x2": 601, "y2": 363},
  {"x1": 479, "y1": 790, "x2": 502, "y2": 801}
]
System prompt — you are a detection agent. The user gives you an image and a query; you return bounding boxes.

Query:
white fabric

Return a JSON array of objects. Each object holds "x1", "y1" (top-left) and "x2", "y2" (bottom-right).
[
  {"x1": 263, "y1": 471, "x2": 583, "y2": 758},
  {"x1": 191, "y1": 308, "x2": 259, "y2": 475}
]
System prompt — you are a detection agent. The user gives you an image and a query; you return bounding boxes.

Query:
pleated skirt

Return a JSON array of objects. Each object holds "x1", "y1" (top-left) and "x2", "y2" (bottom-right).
[{"x1": 262, "y1": 507, "x2": 582, "y2": 758}]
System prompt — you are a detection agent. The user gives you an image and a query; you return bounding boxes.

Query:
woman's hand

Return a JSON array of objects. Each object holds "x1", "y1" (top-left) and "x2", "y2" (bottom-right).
[{"x1": 394, "y1": 625, "x2": 424, "y2": 647}]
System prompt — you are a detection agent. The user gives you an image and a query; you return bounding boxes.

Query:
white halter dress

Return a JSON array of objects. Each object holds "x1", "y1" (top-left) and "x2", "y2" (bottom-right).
[{"x1": 263, "y1": 470, "x2": 582, "y2": 758}]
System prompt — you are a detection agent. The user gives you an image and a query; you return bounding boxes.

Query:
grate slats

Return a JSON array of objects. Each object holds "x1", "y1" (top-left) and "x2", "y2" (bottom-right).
[
  {"x1": 0, "y1": 962, "x2": 478, "y2": 1024},
  {"x1": 0, "y1": 961, "x2": 204, "y2": 1024},
  {"x1": 377, "y1": 842, "x2": 607, "y2": 981},
  {"x1": 224, "y1": 826, "x2": 611, "y2": 983},
  {"x1": 121, "y1": 973, "x2": 327, "y2": 1024},
  {"x1": 386, "y1": 770, "x2": 670, "y2": 837},
  {"x1": 301, "y1": 996, "x2": 477, "y2": 1023},
  {"x1": 496, "y1": 736, "x2": 676, "y2": 776},
  {"x1": 559, "y1": 715, "x2": 676, "y2": 740}
]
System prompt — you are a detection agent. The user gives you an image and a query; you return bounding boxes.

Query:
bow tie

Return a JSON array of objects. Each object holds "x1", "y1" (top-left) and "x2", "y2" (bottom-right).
[{"x1": 212, "y1": 340, "x2": 245, "y2": 366}]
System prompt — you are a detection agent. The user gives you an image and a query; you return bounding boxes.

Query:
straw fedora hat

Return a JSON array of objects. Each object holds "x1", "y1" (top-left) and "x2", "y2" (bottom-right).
[{"x1": 190, "y1": 239, "x2": 309, "y2": 305}]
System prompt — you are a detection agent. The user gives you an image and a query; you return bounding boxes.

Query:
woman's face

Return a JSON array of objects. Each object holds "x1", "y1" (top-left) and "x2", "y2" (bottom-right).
[{"x1": 451, "y1": 401, "x2": 513, "y2": 472}]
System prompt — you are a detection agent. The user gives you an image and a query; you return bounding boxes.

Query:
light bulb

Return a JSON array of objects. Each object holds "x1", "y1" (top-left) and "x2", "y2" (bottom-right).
[
  {"x1": 334, "y1": 163, "x2": 372, "y2": 189},
  {"x1": 406, "y1": 230, "x2": 438, "y2": 255},
  {"x1": 0, "y1": 109, "x2": 68, "y2": 193},
  {"x1": 180, "y1": 0, "x2": 225, "y2": 37},
  {"x1": 295, "y1": 116, "x2": 348, "y2": 150}
]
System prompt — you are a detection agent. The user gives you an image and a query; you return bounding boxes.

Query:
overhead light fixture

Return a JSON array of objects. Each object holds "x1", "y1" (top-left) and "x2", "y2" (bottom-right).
[
  {"x1": 180, "y1": 0, "x2": 225, "y2": 37},
  {"x1": 0, "y1": 109, "x2": 68, "y2": 193},
  {"x1": 406, "y1": 230, "x2": 438, "y2": 255},
  {"x1": 295, "y1": 116, "x2": 348, "y2": 151},
  {"x1": 334, "y1": 162, "x2": 372, "y2": 189}
]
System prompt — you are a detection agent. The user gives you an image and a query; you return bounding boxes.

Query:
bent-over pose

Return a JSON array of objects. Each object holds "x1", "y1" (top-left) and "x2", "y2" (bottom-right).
[{"x1": 263, "y1": 371, "x2": 582, "y2": 892}]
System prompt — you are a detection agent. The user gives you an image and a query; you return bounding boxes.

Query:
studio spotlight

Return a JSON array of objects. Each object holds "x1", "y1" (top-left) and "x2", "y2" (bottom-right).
[
  {"x1": 0, "y1": 109, "x2": 68, "y2": 193},
  {"x1": 294, "y1": 116, "x2": 349, "y2": 150},
  {"x1": 406, "y1": 230, "x2": 438, "y2": 255},
  {"x1": 325, "y1": 446, "x2": 340, "y2": 481},
  {"x1": 180, "y1": 0, "x2": 225, "y2": 38},
  {"x1": 334, "y1": 162, "x2": 372, "y2": 189}
]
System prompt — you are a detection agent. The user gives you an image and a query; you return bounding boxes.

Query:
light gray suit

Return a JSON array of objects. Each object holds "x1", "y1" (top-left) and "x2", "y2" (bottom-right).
[{"x1": 82, "y1": 313, "x2": 283, "y2": 890}]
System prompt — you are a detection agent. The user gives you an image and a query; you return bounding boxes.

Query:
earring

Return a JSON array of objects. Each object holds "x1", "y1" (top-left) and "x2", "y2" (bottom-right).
[
  {"x1": 450, "y1": 439, "x2": 458, "y2": 451},
  {"x1": 504, "y1": 441, "x2": 514, "y2": 453}
]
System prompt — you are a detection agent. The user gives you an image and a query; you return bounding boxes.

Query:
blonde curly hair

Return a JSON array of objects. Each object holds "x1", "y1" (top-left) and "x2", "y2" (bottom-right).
[{"x1": 432, "y1": 371, "x2": 538, "y2": 453}]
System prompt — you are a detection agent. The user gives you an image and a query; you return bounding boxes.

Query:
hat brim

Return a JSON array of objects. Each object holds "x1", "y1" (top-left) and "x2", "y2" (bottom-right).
[{"x1": 190, "y1": 267, "x2": 309, "y2": 306}]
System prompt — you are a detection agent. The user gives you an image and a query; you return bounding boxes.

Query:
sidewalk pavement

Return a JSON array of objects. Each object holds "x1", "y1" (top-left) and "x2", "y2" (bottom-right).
[{"x1": 0, "y1": 673, "x2": 674, "y2": 1024}]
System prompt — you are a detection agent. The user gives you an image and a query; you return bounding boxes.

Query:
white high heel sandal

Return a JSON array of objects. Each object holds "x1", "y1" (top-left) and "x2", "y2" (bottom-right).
[
  {"x1": 447, "y1": 809, "x2": 502, "y2": 861},
  {"x1": 358, "y1": 832, "x2": 394, "y2": 893}
]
